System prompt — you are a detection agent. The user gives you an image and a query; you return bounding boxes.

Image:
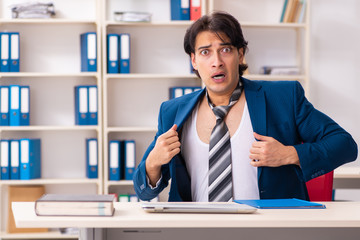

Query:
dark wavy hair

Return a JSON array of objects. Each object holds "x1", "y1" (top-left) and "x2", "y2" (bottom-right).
[{"x1": 184, "y1": 11, "x2": 248, "y2": 78}]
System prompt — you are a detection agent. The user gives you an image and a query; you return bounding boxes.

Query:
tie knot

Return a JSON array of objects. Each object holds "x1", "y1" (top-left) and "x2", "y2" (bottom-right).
[
  {"x1": 212, "y1": 106, "x2": 230, "y2": 121},
  {"x1": 206, "y1": 80, "x2": 243, "y2": 121}
]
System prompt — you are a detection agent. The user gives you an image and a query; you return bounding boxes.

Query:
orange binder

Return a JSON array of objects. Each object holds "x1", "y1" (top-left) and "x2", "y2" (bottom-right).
[{"x1": 190, "y1": 0, "x2": 201, "y2": 21}]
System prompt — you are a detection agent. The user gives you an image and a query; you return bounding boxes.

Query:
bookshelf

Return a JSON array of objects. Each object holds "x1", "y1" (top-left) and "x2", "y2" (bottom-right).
[
  {"x1": 0, "y1": 0, "x2": 102, "y2": 239},
  {"x1": 209, "y1": 0, "x2": 310, "y2": 92},
  {"x1": 101, "y1": 0, "x2": 205, "y2": 197}
]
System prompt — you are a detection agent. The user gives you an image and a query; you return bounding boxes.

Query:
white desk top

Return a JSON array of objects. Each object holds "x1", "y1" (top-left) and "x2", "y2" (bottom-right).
[{"x1": 12, "y1": 201, "x2": 360, "y2": 229}]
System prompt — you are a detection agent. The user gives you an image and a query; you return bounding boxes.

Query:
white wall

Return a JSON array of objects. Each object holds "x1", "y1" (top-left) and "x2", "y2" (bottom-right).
[
  {"x1": 310, "y1": 0, "x2": 360, "y2": 168},
  {"x1": 310, "y1": 0, "x2": 360, "y2": 200}
]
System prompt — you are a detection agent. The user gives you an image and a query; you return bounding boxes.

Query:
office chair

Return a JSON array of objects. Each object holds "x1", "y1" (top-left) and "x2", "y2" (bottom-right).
[{"x1": 305, "y1": 171, "x2": 334, "y2": 201}]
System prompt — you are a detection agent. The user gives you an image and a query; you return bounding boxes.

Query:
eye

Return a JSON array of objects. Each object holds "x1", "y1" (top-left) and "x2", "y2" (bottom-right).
[
  {"x1": 200, "y1": 49, "x2": 209, "y2": 55},
  {"x1": 221, "y1": 47, "x2": 232, "y2": 53}
]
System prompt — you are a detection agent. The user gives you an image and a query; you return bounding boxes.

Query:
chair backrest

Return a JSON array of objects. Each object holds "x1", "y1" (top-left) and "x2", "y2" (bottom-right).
[{"x1": 305, "y1": 171, "x2": 334, "y2": 201}]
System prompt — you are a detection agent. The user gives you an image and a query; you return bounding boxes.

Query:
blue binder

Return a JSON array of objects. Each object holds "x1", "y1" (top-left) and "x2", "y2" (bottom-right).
[
  {"x1": 0, "y1": 140, "x2": 10, "y2": 180},
  {"x1": 20, "y1": 138, "x2": 41, "y2": 180},
  {"x1": 74, "y1": 86, "x2": 88, "y2": 125},
  {"x1": 10, "y1": 32, "x2": 20, "y2": 72},
  {"x1": 170, "y1": 0, "x2": 190, "y2": 20},
  {"x1": 119, "y1": 33, "x2": 130, "y2": 73},
  {"x1": 169, "y1": 87, "x2": 184, "y2": 99},
  {"x1": 86, "y1": 138, "x2": 98, "y2": 179},
  {"x1": 80, "y1": 32, "x2": 97, "y2": 72},
  {"x1": 10, "y1": 140, "x2": 20, "y2": 179},
  {"x1": 0, "y1": 32, "x2": 10, "y2": 72},
  {"x1": 0, "y1": 86, "x2": 10, "y2": 126},
  {"x1": 124, "y1": 140, "x2": 136, "y2": 180},
  {"x1": 109, "y1": 140, "x2": 122, "y2": 181},
  {"x1": 20, "y1": 86, "x2": 30, "y2": 126},
  {"x1": 107, "y1": 34, "x2": 119, "y2": 73},
  {"x1": 9, "y1": 85, "x2": 21, "y2": 126},
  {"x1": 88, "y1": 86, "x2": 98, "y2": 125}
]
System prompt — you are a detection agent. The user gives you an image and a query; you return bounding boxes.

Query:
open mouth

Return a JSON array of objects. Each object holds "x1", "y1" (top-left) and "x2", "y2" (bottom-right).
[{"x1": 212, "y1": 73, "x2": 225, "y2": 80}]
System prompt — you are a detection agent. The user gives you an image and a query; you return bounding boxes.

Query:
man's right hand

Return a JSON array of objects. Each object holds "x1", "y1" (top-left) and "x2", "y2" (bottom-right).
[{"x1": 146, "y1": 124, "x2": 181, "y2": 186}]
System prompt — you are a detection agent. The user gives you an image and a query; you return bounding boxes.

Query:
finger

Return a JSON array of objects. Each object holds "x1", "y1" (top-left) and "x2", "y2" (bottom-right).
[
  {"x1": 168, "y1": 140, "x2": 181, "y2": 150},
  {"x1": 162, "y1": 125, "x2": 179, "y2": 138},
  {"x1": 250, "y1": 159, "x2": 262, "y2": 167},
  {"x1": 249, "y1": 147, "x2": 261, "y2": 154},
  {"x1": 171, "y1": 124, "x2": 178, "y2": 131},
  {"x1": 167, "y1": 135, "x2": 180, "y2": 145},
  {"x1": 169, "y1": 147, "x2": 181, "y2": 158},
  {"x1": 251, "y1": 141, "x2": 265, "y2": 148},
  {"x1": 253, "y1": 132, "x2": 271, "y2": 142}
]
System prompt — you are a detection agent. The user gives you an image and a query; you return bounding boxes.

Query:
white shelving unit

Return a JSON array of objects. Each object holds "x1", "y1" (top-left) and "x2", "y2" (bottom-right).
[
  {"x1": 0, "y1": 0, "x2": 102, "y2": 239},
  {"x1": 101, "y1": 0, "x2": 205, "y2": 196},
  {"x1": 209, "y1": 0, "x2": 310, "y2": 92}
]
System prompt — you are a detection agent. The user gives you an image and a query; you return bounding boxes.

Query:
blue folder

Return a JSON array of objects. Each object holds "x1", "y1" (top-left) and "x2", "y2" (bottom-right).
[
  {"x1": 0, "y1": 86, "x2": 10, "y2": 126},
  {"x1": 20, "y1": 139, "x2": 41, "y2": 180},
  {"x1": 109, "y1": 140, "x2": 122, "y2": 181},
  {"x1": 119, "y1": 33, "x2": 130, "y2": 74},
  {"x1": 86, "y1": 138, "x2": 98, "y2": 179},
  {"x1": 74, "y1": 86, "x2": 88, "y2": 125},
  {"x1": 87, "y1": 85, "x2": 98, "y2": 125},
  {"x1": 80, "y1": 32, "x2": 97, "y2": 72},
  {"x1": 0, "y1": 32, "x2": 10, "y2": 72},
  {"x1": 10, "y1": 140, "x2": 20, "y2": 179},
  {"x1": 10, "y1": 32, "x2": 20, "y2": 72},
  {"x1": 20, "y1": 86, "x2": 30, "y2": 126},
  {"x1": 9, "y1": 85, "x2": 21, "y2": 126},
  {"x1": 234, "y1": 198, "x2": 326, "y2": 209},
  {"x1": 0, "y1": 140, "x2": 10, "y2": 180},
  {"x1": 124, "y1": 140, "x2": 136, "y2": 180},
  {"x1": 107, "y1": 34, "x2": 119, "y2": 74},
  {"x1": 170, "y1": 0, "x2": 190, "y2": 20}
]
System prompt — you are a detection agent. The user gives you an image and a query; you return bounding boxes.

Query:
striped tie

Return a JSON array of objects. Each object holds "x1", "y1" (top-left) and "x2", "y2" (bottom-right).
[{"x1": 208, "y1": 81, "x2": 243, "y2": 202}]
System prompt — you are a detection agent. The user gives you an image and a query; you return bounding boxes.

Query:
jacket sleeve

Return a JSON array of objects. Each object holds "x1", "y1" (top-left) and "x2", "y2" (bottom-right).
[
  {"x1": 292, "y1": 81, "x2": 358, "y2": 181},
  {"x1": 133, "y1": 102, "x2": 171, "y2": 201}
]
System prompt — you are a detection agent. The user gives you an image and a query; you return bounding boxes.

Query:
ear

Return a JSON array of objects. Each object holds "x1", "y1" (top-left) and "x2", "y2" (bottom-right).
[
  {"x1": 238, "y1": 48, "x2": 244, "y2": 64},
  {"x1": 191, "y1": 53, "x2": 198, "y2": 70}
]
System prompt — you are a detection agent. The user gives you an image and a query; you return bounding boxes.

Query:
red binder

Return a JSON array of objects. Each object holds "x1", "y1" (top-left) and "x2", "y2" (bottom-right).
[
  {"x1": 190, "y1": 0, "x2": 201, "y2": 21},
  {"x1": 306, "y1": 171, "x2": 334, "y2": 201}
]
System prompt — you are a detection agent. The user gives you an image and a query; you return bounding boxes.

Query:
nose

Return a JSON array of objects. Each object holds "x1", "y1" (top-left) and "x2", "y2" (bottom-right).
[{"x1": 211, "y1": 52, "x2": 224, "y2": 68}]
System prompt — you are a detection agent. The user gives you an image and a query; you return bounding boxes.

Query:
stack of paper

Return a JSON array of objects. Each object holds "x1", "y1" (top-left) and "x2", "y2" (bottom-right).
[
  {"x1": 114, "y1": 11, "x2": 152, "y2": 22},
  {"x1": 11, "y1": 2, "x2": 55, "y2": 19},
  {"x1": 35, "y1": 194, "x2": 116, "y2": 216}
]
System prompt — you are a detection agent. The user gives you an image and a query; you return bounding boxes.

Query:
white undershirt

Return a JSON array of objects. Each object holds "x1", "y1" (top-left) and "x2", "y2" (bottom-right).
[{"x1": 181, "y1": 101, "x2": 259, "y2": 202}]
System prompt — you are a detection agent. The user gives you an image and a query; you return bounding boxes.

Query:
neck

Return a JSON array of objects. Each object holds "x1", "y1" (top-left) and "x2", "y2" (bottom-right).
[{"x1": 207, "y1": 92, "x2": 232, "y2": 106}]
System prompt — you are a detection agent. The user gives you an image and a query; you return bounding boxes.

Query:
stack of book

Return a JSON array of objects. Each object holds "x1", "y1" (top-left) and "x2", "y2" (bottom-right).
[{"x1": 35, "y1": 194, "x2": 116, "y2": 216}]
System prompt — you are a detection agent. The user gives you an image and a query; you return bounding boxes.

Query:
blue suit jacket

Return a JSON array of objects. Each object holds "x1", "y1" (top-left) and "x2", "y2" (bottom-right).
[{"x1": 133, "y1": 78, "x2": 358, "y2": 201}]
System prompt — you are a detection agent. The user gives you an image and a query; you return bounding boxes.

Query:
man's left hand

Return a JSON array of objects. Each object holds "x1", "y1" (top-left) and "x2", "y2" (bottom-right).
[{"x1": 249, "y1": 132, "x2": 300, "y2": 167}]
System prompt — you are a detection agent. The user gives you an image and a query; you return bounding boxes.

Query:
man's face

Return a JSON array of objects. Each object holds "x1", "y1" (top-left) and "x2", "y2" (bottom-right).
[{"x1": 191, "y1": 31, "x2": 243, "y2": 99}]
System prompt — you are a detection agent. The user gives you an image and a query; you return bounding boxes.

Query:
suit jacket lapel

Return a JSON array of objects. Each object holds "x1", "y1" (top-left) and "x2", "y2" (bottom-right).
[
  {"x1": 174, "y1": 89, "x2": 206, "y2": 130},
  {"x1": 243, "y1": 78, "x2": 267, "y2": 180}
]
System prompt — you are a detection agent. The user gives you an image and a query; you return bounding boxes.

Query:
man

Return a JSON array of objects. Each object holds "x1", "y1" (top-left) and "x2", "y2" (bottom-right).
[{"x1": 133, "y1": 12, "x2": 357, "y2": 202}]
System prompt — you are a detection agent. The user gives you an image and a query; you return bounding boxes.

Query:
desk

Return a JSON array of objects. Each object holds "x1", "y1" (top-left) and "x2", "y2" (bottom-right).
[{"x1": 12, "y1": 202, "x2": 360, "y2": 240}]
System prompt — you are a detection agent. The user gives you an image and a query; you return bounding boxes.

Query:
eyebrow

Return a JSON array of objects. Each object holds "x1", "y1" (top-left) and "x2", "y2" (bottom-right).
[{"x1": 197, "y1": 42, "x2": 232, "y2": 51}]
